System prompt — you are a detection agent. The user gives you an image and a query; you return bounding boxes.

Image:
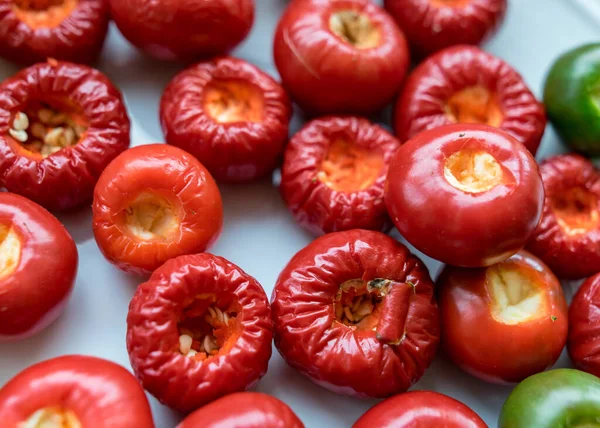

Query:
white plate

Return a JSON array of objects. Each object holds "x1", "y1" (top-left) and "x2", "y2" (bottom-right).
[{"x1": 0, "y1": 1, "x2": 599, "y2": 427}]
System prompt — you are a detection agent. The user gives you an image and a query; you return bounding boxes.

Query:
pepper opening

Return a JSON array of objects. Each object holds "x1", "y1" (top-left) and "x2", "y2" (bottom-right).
[
  {"x1": 203, "y1": 79, "x2": 264, "y2": 124},
  {"x1": 334, "y1": 278, "x2": 412, "y2": 344},
  {"x1": 7, "y1": 100, "x2": 89, "y2": 158},
  {"x1": 445, "y1": 86, "x2": 503, "y2": 127},
  {"x1": 329, "y1": 10, "x2": 381, "y2": 50},
  {"x1": 486, "y1": 262, "x2": 546, "y2": 325},
  {"x1": 0, "y1": 223, "x2": 21, "y2": 280},
  {"x1": 550, "y1": 187, "x2": 600, "y2": 236},
  {"x1": 317, "y1": 140, "x2": 384, "y2": 192},
  {"x1": 22, "y1": 407, "x2": 81, "y2": 428},
  {"x1": 444, "y1": 149, "x2": 503, "y2": 193},
  {"x1": 177, "y1": 297, "x2": 239, "y2": 362},
  {"x1": 124, "y1": 193, "x2": 180, "y2": 241},
  {"x1": 13, "y1": 0, "x2": 78, "y2": 29}
]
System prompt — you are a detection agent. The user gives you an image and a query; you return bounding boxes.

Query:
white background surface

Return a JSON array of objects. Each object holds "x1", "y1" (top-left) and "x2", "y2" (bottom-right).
[{"x1": 0, "y1": 1, "x2": 599, "y2": 427}]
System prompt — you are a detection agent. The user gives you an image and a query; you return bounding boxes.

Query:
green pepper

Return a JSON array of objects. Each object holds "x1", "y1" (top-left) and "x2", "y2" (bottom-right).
[
  {"x1": 499, "y1": 369, "x2": 600, "y2": 428},
  {"x1": 544, "y1": 43, "x2": 600, "y2": 156}
]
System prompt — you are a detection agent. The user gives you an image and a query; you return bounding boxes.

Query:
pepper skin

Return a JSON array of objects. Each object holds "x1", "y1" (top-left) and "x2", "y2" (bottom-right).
[
  {"x1": 0, "y1": 0, "x2": 109, "y2": 65},
  {"x1": 0, "y1": 355, "x2": 154, "y2": 428},
  {"x1": 109, "y1": 0, "x2": 254, "y2": 62},
  {"x1": 384, "y1": 0, "x2": 506, "y2": 58},
  {"x1": 394, "y1": 45, "x2": 546, "y2": 155},
  {"x1": 127, "y1": 253, "x2": 273, "y2": 413},
  {"x1": 568, "y1": 273, "x2": 600, "y2": 377},
  {"x1": 92, "y1": 144, "x2": 223, "y2": 276},
  {"x1": 353, "y1": 391, "x2": 487, "y2": 428},
  {"x1": 161, "y1": 57, "x2": 292, "y2": 183},
  {"x1": 177, "y1": 392, "x2": 304, "y2": 428},
  {"x1": 526, "y1": 155, "x2": 600, "y2": 279},
  {"x1": 438, "y1": 250, "x2": 568, "y2": 384},
  {"x1": 544, "y1": 43, "x2": 600, "y2": 156},
  {"x1": 498, "y1": 369, "x2": 600, "y2": 428},
  {"x1": 0, "y1": 60, "x2": 130, "y2": 211},
  {"x1": 271, "y1": 230, "x2": 440, "y2": 398},
  {"x1": 273, "y1": 0, "x2": 410, "y2": 116},
  {"x1": 0, "y1": 192, "x2": 77, "y2": 341},
  {"x1": 280, "y1": 116, "x2": 400, "y2": 235},
  {"x1": 386, "y1": 124, "x2": 544, "y2": 267}
]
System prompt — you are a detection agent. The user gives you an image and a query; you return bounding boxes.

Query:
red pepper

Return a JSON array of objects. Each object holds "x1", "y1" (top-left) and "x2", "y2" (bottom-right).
[
  {"x1": 527, "y1": 154, "x2": 600, "y2": 279},
  {"x1": 177, "y1": 392, "x2": 304, "y2": 428},
  {"x1": 0, "y1": 0, "x2": 109, "y2": 65},
  {"x1": 92, "y1": 144, "x2": 223, "y2": 275},
  {"x1": 109, "y1": 0, "x2": 254, "y2": 61},
  {"x1": 569, "y1": 273, "x2": 600, "y2": 377},
  {"x1": 0, "y1": 192, "x2": 77, "y2": 341},
  {"x1": 0, "y1": 355, "x2": 154, "y2": 427},
  {"x1": 127, "y1": 253, "x2": 273, "y2": 412},
  {"x1": 161, "y1": 57, "x2": 291, "y2": 183},
  {"x1": 384, "y1": 0, "x2": 506, "y2": 58},
  {"x1": 0, "y1": 60, "x2": 130, "y2": 211},
  {"x1": 353, "y1": 391, "x2": 487, "y2": 428},
  {"x1": 272, "y1": 229, "x2": 440, "y2": 398},
  {"x1": 281, "y1": 116, "x2": 400, "y2": 235}
]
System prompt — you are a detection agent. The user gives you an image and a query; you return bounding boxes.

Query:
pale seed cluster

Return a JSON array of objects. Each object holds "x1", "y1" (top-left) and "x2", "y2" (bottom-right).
[
  {"x1": 7, "y1": 107, "x2": 87, "y2": 157},
  {"x1": 335, "y1": 294, "x2": 376, "y2": 325},
  {"x1": 178, "y1": 306, "x2": 232, "y2": 359}
]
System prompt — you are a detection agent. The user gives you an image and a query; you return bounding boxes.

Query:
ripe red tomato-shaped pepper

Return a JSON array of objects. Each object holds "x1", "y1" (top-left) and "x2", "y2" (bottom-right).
[
  {"x1": 109, "y1": 0, "x2": 254, "y2": 61},
  {"x1": 273, "y1": 0, "x2": 410, "y2": 116},
  {"x1": 386, "y1": 124, "x2": 544, "y2": 267},
  {"x1": 0, "y1": 60, "x2": 130, "y2": 212},
  {"x1": 0, "y1": 355, "x2": 154, "y2": 427},
  {"x1": 0, "y1": 192, "x2": 77, "y2": 341},
  {"x1": 353, "y1": 391, "x2": 487, "y2": 428},
  {"x1": 394, "y1": 45, "x2": 546, "y2": 155},
  {"x1": 281, "y1": 116, "x2": 400, "y2": 235},
  {"x1": 272, "y1": 229, "x2": 440, "y2": 398},
  {"x1": 384, "y1": 0, "x2": 506, "y2": 58},
  {"x1": 568, "y1": 273, "x2": 600, "y2": 377},
  {"x1": 161, "y1": 57, "x2": 292, "y2": 183},
  {"x1": 0, "y1": 0, "x2": 109, "y2": 65},
  {"x1": 127, "y1": 253, "x2": 273, "y2": 413},
  {"x1": 92, "y1": 144, "x2": 223, "y2": 276},
  {"x1": 527, "y1": 154, "x2": 600, "y2": 280},
  {"x1": 177, "y1": 392, "x2": 304, "y2": 428},
  {"x1": 438, "y1": 250, "x2": 568, "y2": 384}
]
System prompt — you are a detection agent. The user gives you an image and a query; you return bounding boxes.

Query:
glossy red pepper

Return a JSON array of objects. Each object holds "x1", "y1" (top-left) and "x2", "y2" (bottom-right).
[
  {"x1": 438, "y1": 250, "x2": 568, "y2": 384},
  {"x1": 527, "y1": 154, "x2": 600, "y2": 279},
  {"x1": 0, "y1": 0, "x2": 109, "y2": 65},
  {"x1": 280, "y1": 116, "x2": 400, "y2": 235},
  {"x1": 568, "y1": 273, "x2": 600, "y2": 377},
  {"x1": 0, "y1": 355, "x2": 154, "y2": 427},
  {"x1": 273, "y1": 0, "x2": 410, "y2": 115},
  {"x1": 177, "y1": 392, "x2": 304, "y2": 428},
  {"x1": 353, "y1": 391, "x2": 487, "y2": 428},
  {"x1": 384, "y1": 0, "x2": 507, "y2": 58},
  {"x1": 0, "y1": 60, "x2": 130, "y2": 211},
  {"x1": 92, "y1": 144, "x2": 223, "y2": 276},
  {"x1": 394, "y1": 45, "x2": 546, "y2": 155},
  {"x1": 386, "y1": 124, "x2": 544, "y2": 267},
  {"x1": 161, "y1": 57, "x2": 292, "y2": 183},
  {"x1": 0, "y1": 192, "x2": 77, "y2": 341},
  {"x1": 271, "y1": 230, "x2": 440, "y2": 398},
  {"x1": 127, "y1": 253, "x2": 273, "y2": 413},
  {"x1": 109, "y1": 0, "x2": 254, "y2": 61}
]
